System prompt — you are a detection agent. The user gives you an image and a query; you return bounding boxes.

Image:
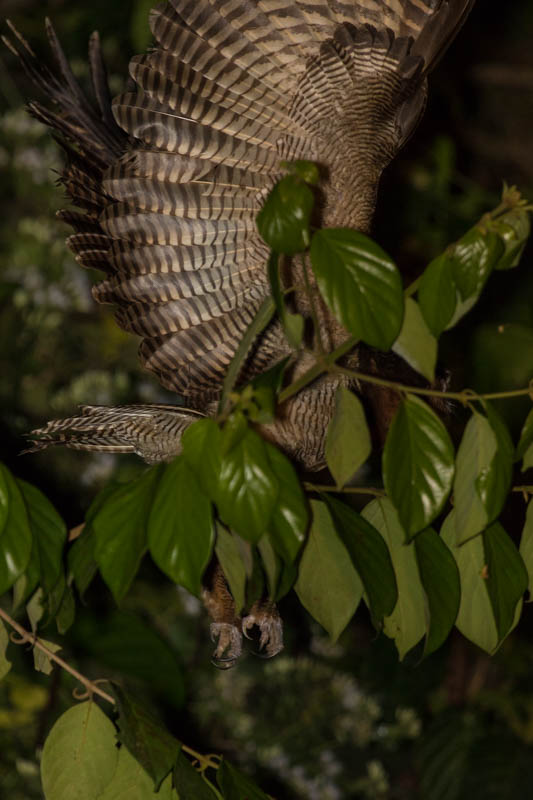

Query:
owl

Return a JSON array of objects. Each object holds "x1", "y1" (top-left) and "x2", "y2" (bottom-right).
[{"x1": 5, "y1": 0, "x2": 474, "y2": 665}]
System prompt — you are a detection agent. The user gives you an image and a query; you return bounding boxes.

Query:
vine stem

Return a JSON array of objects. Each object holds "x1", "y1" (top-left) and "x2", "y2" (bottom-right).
[
  {"x1": 0, "y1": 606, "x2": 115, "y2": 704},
  {"x1": 304, "y1": 483, "x2": 385, "y2": 496},
  {"x1": 332, "y1": 365, "x2": 533, "y2": 403},
  {"x1": 182, "y1": 745, "x2": 221, "y2": 772},
  {"x1": 279, "y1": 341, "x2": 533, "y2": 406},
  {"x1": 0, "y1": 606, "x2": 224, "y2": 774}
]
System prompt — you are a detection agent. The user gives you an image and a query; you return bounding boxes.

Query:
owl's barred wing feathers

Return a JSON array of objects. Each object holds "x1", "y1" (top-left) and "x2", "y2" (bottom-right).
[
  {"x1": 6, "y1": 1, "x2": 474, "y2": 458},
  {"x1": 100, "y1": 0, "x2": 474, "y2": 396},
  {"x1": 24, "y1": 404, "x2": 204, "y2": 463}
]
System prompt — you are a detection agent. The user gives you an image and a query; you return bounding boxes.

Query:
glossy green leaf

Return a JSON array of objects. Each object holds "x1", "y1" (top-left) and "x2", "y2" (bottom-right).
[
  {"x1": 491, "y1": 207, "x2": 530, "y2": 270},
  {"x1": 392, "y1": 297, "x2": 437, "y2": 382},
  {"x1": 441, "y1": 512, "x2": 512, "y2": 653},
  {"x1": 383, "y1": 395, "x2": 455, "y2": 538},
  {"x1": 418, "y1": 228, "x2": 503, "y2": 336},
  {"x1": 72, "y1": 612, "x2": 184, "y2": 709},
  {"x1": 517, "y1": 408, "x2": 533, "y2": 462},
  {"x1": 264, "y1": 441, "x2": 308, "y2": 562},
  {"x1": 257, "y1": 534, "x2": 281, "y2": 599},
  {"x1": 113, "y1": 685, "x2": 180, "y2": 790},
  {"x1": 0, "y1": 464, "x2": 32, "y2": 595},
  {"x1": 476, "y1": 404, "x2": 513, "y2": 522},
  {"x1": 257, "y1": 174, "x2": 314, "y2": 254},
  {"x1": 445, "y1": 228, "x2": 504, "y2": 330},
  {"x1": 174, "y1": 750, "x2": 218, "y2": 799},
  {"x1": 92, "y1": 466, "x2": 162, "y2": 605},
  {"x1": 267, "y1": 251, "x2": 304, "y2": 349},
  {"x1": 362, "y1": 499, "x2": 426, "y2": 659},
  {"x1": 44, "y1": 570, "x2": 69, "y2": 625},
  {"x1": 26, "y1": 587, "x2": 44, "y2": 633},
  {"x1": 280, "y1": 159, "x2": 320, "y2": 186},
  {"x1": 68, "y1": 525, "x2": 98, "y2": 599},
  {"x1": 181, "y1": 418, "x2": 222, "y2": 499},
  {"x1": 483, "y1": 521, "x2": 527, "y2": 641},
  {"x1": 276, "y1": 560, "x2": 298, "y2": 602},
  {"x1": 310, "y1": 228, "x2": 404, "y2": 350},
  {"x1": 41, "y1": 701, "x2": 118, "y2": 800},
  {"x1": 220, "y1": 411, "x2": 248, "y2": 454},
  {"x1": 325, "y1": 386, "x2": 371, "y2": 488},
  {"x1": 245, "y1": 548, "x2": 266, "y2": 609},
  {"x1": 414, "y1": 528, "x2": 460, "y2": 656},
  {"x1": 99, "y1": 744, "x2": 175, "y2": 800},
  {"x1": 217, "y1": 760, "x2": 270, "y2": 800},
  {"x1": 215, "y1": 524, "x2": 247, "y2": 614},
  {"x1": 417, "y1": 253, "x2": 457, "y2": 337},
  {"x1": 12, "y1": 569, "x2": 39, "y2": 614},
  {"x1": 217, "y1": 426, "x2": 279, "y2": 542},
  {"x1": 524, "y1": 444, "x2": 533, "y2": 472},
  {"x1": 295, "y1": 500, "x2": 363, "y2": 641},
  {"x1": 0, "y1": 619, "x2": 11, "y2": 680},
  {"x1": 325, "y1": 495, "x2": 397, "y2": 626},
  {"x1": 148, "y1": 458, "x2": 214, "y2": 597},
  {"x1": 450, "y1": 228, "x2": 502, "y2": 302},
  {"x1": 453, "y1": 412, "x2": 497, "y2": 544},
  {"x1": 453, "y1": 406, "x2": 513, "y2": 545},
  {"x1": 519, "y1": 500, "x2": 533, "y2": 600},
  {"x1": 53, "y1": 579, "x2": 76, "y2": 635},
  {"x1": 16, "y1": 479, "x2": 66, "y2": 600}
]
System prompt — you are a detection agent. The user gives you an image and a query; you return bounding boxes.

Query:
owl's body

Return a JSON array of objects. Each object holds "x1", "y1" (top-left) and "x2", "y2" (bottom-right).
[{"x1": 6, "y1": 0, "x2": 474, "y2": 663}]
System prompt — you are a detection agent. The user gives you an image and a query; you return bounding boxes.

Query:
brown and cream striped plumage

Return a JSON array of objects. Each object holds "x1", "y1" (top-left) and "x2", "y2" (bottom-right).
[{"x1": 6, "y1": 0, "x2": 474, "y2": 466}]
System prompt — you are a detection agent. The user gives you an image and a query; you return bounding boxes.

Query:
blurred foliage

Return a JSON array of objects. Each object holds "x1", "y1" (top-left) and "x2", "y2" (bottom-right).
[{"x1": 1, "y1": 1, "x2": 533, "y2": 799}]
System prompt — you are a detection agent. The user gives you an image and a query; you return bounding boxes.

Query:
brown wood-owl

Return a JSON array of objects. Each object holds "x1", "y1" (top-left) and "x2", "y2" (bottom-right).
[{"x1": 5, "y1": 0, "x2": 474, "y2": 665}]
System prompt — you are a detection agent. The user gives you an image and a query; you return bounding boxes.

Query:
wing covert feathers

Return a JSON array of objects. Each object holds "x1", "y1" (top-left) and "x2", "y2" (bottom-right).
[{"x1": 8, "y1": 1, "x2": 474, "y2": 403}]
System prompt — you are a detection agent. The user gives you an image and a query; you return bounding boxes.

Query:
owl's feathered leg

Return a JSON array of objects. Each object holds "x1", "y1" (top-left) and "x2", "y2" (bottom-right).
[{"x1": 202, "y1": 561, "x2": 243, "y2": 669}]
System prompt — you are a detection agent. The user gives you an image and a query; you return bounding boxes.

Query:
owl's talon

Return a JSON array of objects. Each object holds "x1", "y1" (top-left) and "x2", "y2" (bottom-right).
[
  {"x1": 241, "y1": 603, "x2": 283, "y2": 659},
  {"x1": 242, "y1": 617, "x2": 255, "y2": 640},
  {"x1": 210, "y1": 622, "x2": 242, "y2": 669}
]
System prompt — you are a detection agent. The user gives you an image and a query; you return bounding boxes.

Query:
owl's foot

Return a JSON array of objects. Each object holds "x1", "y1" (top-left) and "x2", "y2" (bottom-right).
[
  {"x1": 210, "y1": 622, "x2": 243, "y2": 669},
  {"x1": 242, "y1": 601, "x2": 283, "y2": 658}
]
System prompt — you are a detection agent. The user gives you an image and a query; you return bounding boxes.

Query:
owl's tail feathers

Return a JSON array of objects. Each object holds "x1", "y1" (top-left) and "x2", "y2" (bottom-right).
[
  {"x1": 3, "y1": 19, "x2": 125, "y2": 167},
  {"x1": 22, "y1": 404, "x2": 205, "y2": 464}
]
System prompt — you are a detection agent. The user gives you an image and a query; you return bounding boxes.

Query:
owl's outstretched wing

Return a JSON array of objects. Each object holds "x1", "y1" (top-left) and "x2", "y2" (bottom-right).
[{"x1": 5, "y1": 1, "x2": 474, "y2": 410}]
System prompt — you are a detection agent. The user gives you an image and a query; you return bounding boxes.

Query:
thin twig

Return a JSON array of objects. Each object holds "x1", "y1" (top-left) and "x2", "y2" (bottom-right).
[
  {"x1": 332, "y1": 365, "x2": 533, "y2": 403},
  {"x1": 0, "y1": 606, "x2": 115, "y2": 704},
  {"x1": 182, "y1": 744, "x2": 222, "y2": 772}
]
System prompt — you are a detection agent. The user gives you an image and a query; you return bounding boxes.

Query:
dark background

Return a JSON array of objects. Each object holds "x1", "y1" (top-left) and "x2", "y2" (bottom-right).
[{"x1": 1, "y1": 2, "x2": 533, "y2": 798}]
